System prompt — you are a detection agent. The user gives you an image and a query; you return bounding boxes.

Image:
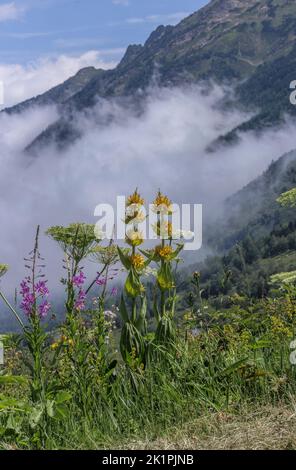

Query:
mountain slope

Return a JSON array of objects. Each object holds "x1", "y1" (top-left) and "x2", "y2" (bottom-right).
[
  {"x1": 4, "y1": 0, "x2": 296, "y2": 152},
  {"x1": 209, "y1": 148, "x2": 296, "y2": 252},
  {"x1": 5, "y1": 67, "x2": 101, "y2": 115},
  {"x1": 180, "y1": 149, "x2": 296, "y2": 299}
]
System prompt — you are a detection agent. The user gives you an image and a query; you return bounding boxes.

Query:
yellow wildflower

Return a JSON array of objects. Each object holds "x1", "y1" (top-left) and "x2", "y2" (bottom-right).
[
  {"x1": 153, "y1": 191, "x2": 172, "y2": 212},
  {"x1": 155, "y1": 245, "x2": 173, "y2": 260},
  {"x1": 127, "y1": 189, "x2": 145, "y2": 207},
  {"x1": 51, "y1": 342, "x2": 59, "y2": 350},
  {"x1": 130, "y1": 254, "x2": 145, "y2": 270}
]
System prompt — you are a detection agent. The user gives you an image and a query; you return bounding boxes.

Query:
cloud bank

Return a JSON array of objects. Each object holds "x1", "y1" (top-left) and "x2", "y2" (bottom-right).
[
  {"x1": 0, "y1": 51, "x2": 117, "y2": 108},
  {"x1": 0, "y1": 83, "x2": 296, "y2": 326}
]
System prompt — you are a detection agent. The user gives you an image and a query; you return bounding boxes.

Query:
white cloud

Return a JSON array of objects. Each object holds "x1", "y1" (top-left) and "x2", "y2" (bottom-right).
[
  {"x1": 1, "y1": 84, "x2": 296, "y2": 306},
  {"x1": 0, "y1": 51, "x2": 118, "y2": 108},
  {"x1": 2, "y1": 31, "x2": 53, "y2": 39},
  {"x1": 0, "y1": 2, "x2": 24, "y2": 22}
]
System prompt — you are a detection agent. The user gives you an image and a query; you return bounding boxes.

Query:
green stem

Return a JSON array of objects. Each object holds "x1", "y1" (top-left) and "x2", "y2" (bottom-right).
[
  {"x1": 0, "y1": 290, "x2": 24, "y2": 328},
  {"x1": 132, "y1": 297, "x2": 137, "y2": 323},
  {"x1": 85, "y1": 264, "x2": 108, "y2": 295},
  {"x1": 160, "y1": 238, "x2": 166, "y2": 318}
]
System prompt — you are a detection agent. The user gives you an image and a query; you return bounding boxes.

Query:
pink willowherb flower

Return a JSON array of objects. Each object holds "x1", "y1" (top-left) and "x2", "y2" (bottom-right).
[
  {"x1": 20, "y1": 292, "x2": 35, "y2": 317},
  {"x1": 20, "y1": 280, "x2": 30, "y2": 296},
  {"x1": 75, "y1": 290, "x2": 86, "y2": 311},
  {"x1": 72, "y1": 270, "x2": 86, "y2": 288},
  {"x1": 20, "y1": 279, "x2": 51, "y2": 319},
  {"x1": 39, "y1": 300, "x2": 51, "y2": 319},
  {"x1": 35, "y1": 280, "x2": 49, "y2": 297}
]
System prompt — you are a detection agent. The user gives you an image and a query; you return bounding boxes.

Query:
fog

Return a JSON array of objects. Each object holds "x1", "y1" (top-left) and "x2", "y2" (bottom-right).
[{"x1": 1, "y1": 83, "x2": 296, "y2": 325}]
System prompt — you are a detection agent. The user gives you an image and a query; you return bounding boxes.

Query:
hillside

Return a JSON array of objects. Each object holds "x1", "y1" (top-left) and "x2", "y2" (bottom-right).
[
  {"x1": 219, "y1": 149, "x2": 296, "y2": 249},
  {"x1": 184, "y1": 150, "x2": 296, "y2": 298}
]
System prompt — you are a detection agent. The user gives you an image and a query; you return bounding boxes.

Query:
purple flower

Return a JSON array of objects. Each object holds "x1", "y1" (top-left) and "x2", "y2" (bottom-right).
[
  {"x1": 39, "y1": 300, "x2": 51, "y2": 319},
  {"x1": 35, "y1": 280, "x2": 49, "y2": 297},
  {"x1": 72, "y1": 270, "x2": 86, "y2": 288},
  {"x1": 20, "y1": 278, "x2": 51, "y2": 319},
  {"x1": 111, "y1": 287, "x2": 118, "y2": 297},
  {"x1": 20, "y1": 280, "x2": 30, "y2": 296},
  {"x1": 75, "y1": 290, "x2": 86, "y2": 311},
  {"x1": 96, "y1": 278, "x2": 107, "y2": 286},
  {"x1": 20, "y1": 292, "x2": 35, "y2": 317}
]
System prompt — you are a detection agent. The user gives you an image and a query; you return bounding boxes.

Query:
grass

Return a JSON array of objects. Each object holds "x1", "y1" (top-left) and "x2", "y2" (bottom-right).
[
  {"x1": 3, "y1": 404, "x2": 294, "y2": 450},
  {"x1": 121, "y1": 404, "x2": 296, "y2": 450},
  {"x1": 2, "y1": 216, "x2": 296, "y2": 451},
  {"x1": 1, "y1": 329, "x2": 296, "y2": 450}
]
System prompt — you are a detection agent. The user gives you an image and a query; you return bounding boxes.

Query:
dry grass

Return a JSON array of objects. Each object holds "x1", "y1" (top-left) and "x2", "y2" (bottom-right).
[{"x1": 119, "y1": 404, "x2": 296, "y2": 450}]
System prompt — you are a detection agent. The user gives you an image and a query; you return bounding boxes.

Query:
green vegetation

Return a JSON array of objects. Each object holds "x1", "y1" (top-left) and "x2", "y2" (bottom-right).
[
  {"x1": 188, "y1": 152, "x2": 296, "y2": 302},
  {"x1": 1, "y1": 188, "x2": 296, "y2": 450}
]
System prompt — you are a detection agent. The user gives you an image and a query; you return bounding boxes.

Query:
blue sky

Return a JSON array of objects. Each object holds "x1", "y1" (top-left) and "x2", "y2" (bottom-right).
[
  {"x1": 0, "y1": 0, "x2": 208, "y2": 64},
  {"x1": 0, "y1": 0, "x2": 209, "y2": 107}
]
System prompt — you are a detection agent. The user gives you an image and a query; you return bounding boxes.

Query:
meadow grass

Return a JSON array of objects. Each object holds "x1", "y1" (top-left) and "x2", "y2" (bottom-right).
[{"x1": 1, "y1": 190, "x2": 296, "y2": 450}]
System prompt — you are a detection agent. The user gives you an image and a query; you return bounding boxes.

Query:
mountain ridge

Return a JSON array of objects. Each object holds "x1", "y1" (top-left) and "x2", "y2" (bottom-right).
[{"x1": 3, "y1": 0, "x2": 296, "y2": 153}]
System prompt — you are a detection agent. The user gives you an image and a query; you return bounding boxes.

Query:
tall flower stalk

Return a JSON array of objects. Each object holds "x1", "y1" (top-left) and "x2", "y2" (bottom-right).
[
  {"x1": 118, "y1": 190, "x2": 151, "y2": 366},
  {"x1": 21, "y1": 226, "x2": 51, "y2": 402},
  {"x1": 46, "y1": 223, "x2": 98, "y2": 331},
  {"x1": 46, "y1": 223, "x2": 111, "y2": 415},
  {"x1": 142, "y1": 191, "x2": 183, "y2": 344},
  {"x1": 84, "y1": 242, "x2": 120, "y2": 380}
]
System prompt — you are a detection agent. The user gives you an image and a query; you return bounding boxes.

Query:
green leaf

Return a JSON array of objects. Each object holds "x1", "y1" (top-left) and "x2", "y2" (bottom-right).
[
  {"x1": 55, "y1": 403, "x2": 70, "y2": 420},
  {"x1": 153, "y1": 297, "x2": 161, "y2": 323},
  {"x1": 140, "y1": 249, "x2": 154, "y2": 258},
  {"x1": 171, "y1": 243, "x2": 184, "y2": 260},
  {"x1": 0, "y1": 375, "x2": 28, "y2": 386},
  {"x1": 117, "y1": 246, "x2": 131, "y2": 270},
  {"x1": 46, "y1": 400, "x2": 55, "y2": 418},
  {"x1": 221, "y1": 357, "x2": 249, "y2": 377},
  {"x1": 157, "y1": 263, "x2": 174, "y2": 290},
  {"x1": 136, "y1": 296, "x2": 147, "y2": 331},
  {"x1": 155, "y1": 314, "x2": 175, "y2": 343},
  {"x1": 55, "y1": 391, "x2": 72, "y2": 404},
  {"x1": 140, "y1": 249, "x2": 156, "y2": 264},
  {"x1": 29, "y1": 405, "x2": 44, "y2": 429},
  {"x1": 120, "y1": 322, "x2": 145, "y2": 363},
  {"x1": 125, "y1": 270, "x2": 142, "y2": 297},
  {"x1": 0, "y1": 397, "x2": 29, "y2": 411},
  {"x1": 251, "y1": 339, "x2": 272, "y2": 350},
  {"x1": 119, "y1": 295, "x2": 129, "y2": 323}
]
